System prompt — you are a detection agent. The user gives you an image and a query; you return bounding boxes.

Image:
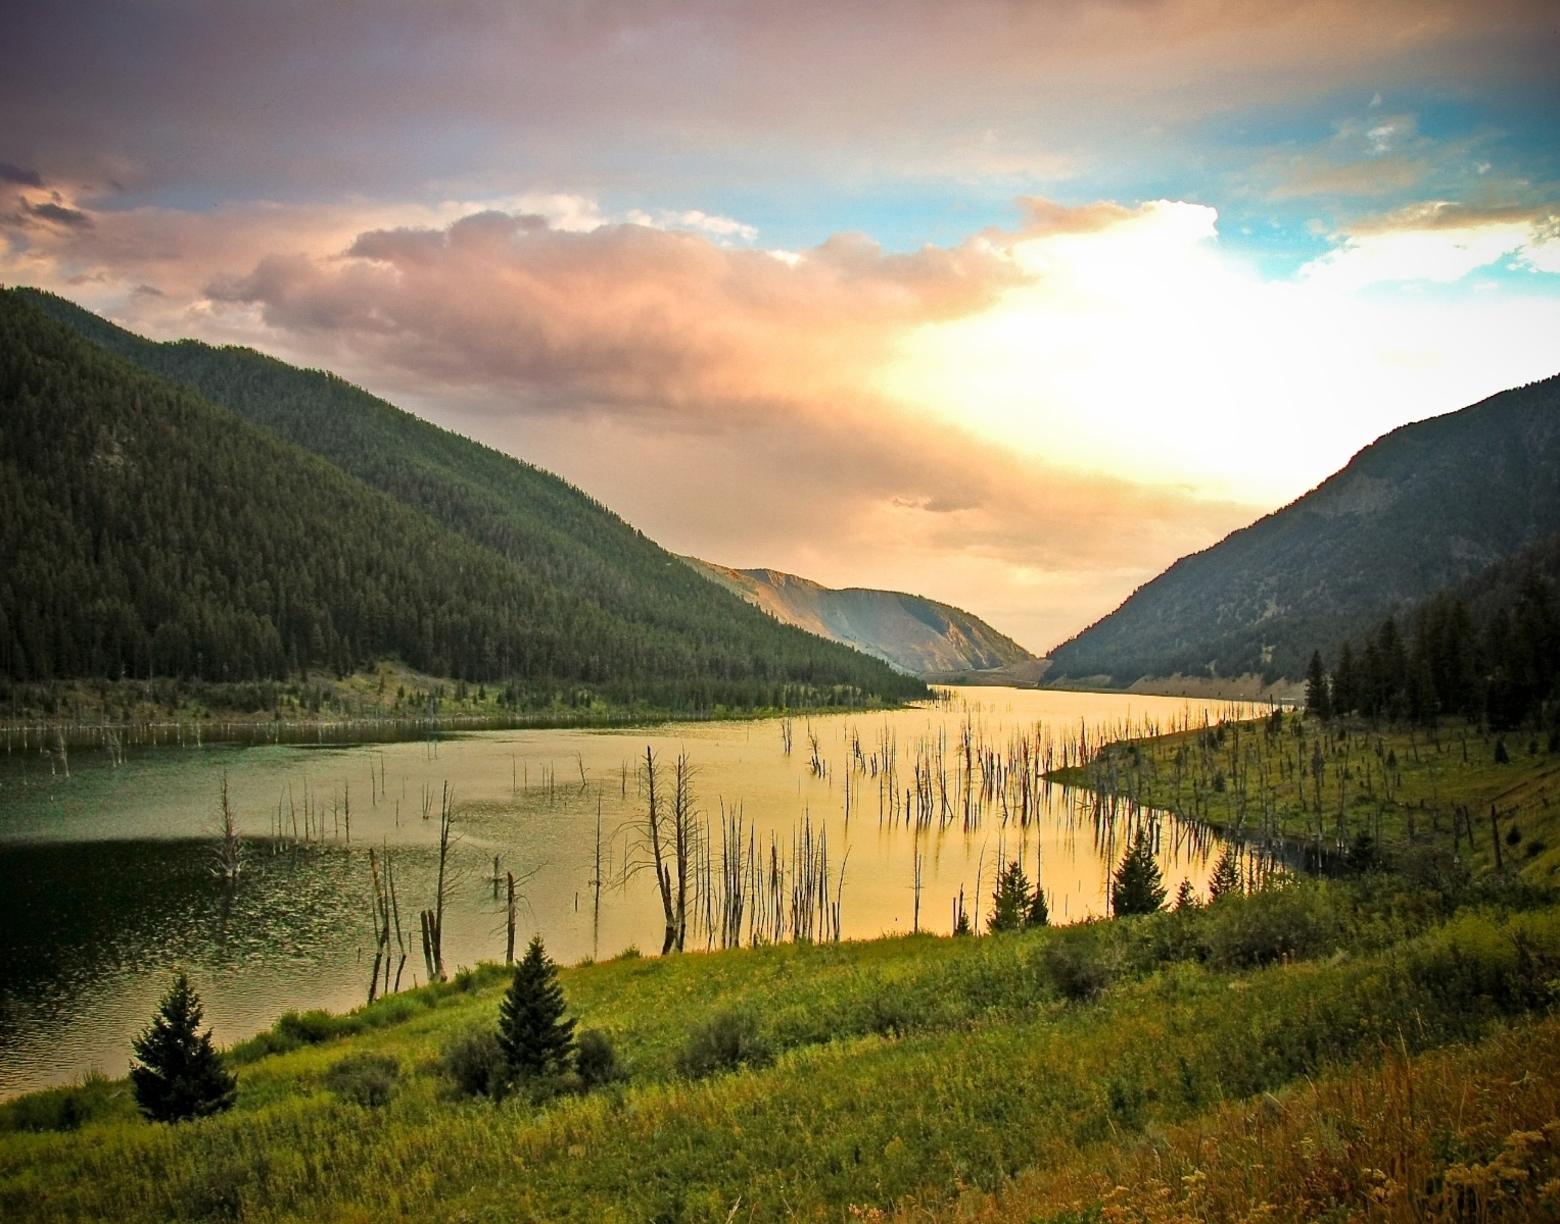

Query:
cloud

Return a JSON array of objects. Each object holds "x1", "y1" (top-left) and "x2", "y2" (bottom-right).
[
  {"x1": 204, "y1": 208, "x2": 1028, "y2": 417},
  {"x1": 1270, "y1": 153, "x2": 1431, "y2": 200},
  {"x1": 625, "y1": 208, "x2": 759, "y2": 242},
  {"x1": 0, "y1": 162, "x2": 44, "y2": 187},
  {"x1": 4, "y1": 185, "x2": 1556, "y2": 651},
  {"x1": 57, "y1": 192, "x2": 1249, "y2": 651},
  {"x1": 3, "y1": 1, "x2": 1554, "y2": 204},
  {"x1": 23, "y1": 200, "x2": 93, "y2": 228},
  {"x1": 1300, "y1": 199, "x2": 1560, "y2": 289}
]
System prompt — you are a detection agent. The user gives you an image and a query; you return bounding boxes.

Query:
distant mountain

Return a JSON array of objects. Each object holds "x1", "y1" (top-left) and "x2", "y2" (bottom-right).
[
  {"x1": 683, "y1": 559, "x2": 1036, "y2": 677},
  {"x1": 2, "y1": 289, "x2": 926, "y2": 711},
  {"x1": 1045, "y1": 373, "x2": 1560, "y2": 690}
]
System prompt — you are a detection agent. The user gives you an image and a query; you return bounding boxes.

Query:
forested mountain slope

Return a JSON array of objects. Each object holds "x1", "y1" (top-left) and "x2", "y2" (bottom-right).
[
  {"x1": 0, "y1": 290, "x2": 924, "y2": 710},
  {"x1": 1317, "y1": 527, "x2": 1560, "y2": 729},
  {"x1": 683, "y1": 558, "x2": 1036, "y2": 676},
  {"x1": 1045, "y1": 373, "x2": 1560, "y2": 688}
]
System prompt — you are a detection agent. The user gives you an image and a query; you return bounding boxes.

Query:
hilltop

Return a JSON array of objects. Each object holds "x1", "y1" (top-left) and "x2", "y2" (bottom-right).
[
  {"x1": 1, "y1": 289, "x2": 926, "y2": 717},
  {"x1": 683, "y1": 558, "x2": 1037, "y2": 677},
  {"x1": 1045, "y1": 374, "x2": 1560, "y2": 691}
]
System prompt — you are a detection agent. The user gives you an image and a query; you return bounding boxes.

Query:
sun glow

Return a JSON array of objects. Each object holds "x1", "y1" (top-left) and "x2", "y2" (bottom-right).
[{"x1": 878, "y1": 201, "x2": 1560, "y2": 504}]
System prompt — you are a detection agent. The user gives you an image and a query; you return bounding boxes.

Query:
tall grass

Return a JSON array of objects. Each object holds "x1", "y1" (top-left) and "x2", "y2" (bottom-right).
[{"x1": 2, "y1": 875, "x2": 1556, "y2": 1221}]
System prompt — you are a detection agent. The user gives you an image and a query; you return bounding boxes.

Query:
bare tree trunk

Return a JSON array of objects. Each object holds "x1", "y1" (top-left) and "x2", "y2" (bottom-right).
[
  {"x1": 430, "y1": 783, "x2": 453, "y2": 980},
  {"x1": 642, "y1": 747, "x2": 676, "y2": 955},
  {"x1": 506, "y1": 871, "x2": 517, "y2": 964}
]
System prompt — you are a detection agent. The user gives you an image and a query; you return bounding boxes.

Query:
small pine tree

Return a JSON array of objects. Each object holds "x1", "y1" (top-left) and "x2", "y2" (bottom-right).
[
  {"x1": 987, "y1": 859, "x2": 1031, "y2": 933},
  {"x1": 1111, "y1": 831, "x2": 1166, "y2": 917},
  {"x1": 1207, "y1": 846, "x2": 1242, "y2": 900},
  {"x1": 497, "y1": 936, "x2": 576, "y2": 1083},
  {"x1": 1025, "y1": 882, "x2": 1049, "y2": 928},
  {"x1": 1305, "y1": 651, "x2": 1332, "y2": 720},
  {"x1": 1173, "y1": 878, "x2": 1198, "y2": 911},
  {"x1": 129, "y1": 974, "x2": 237, "y2": 1123},
  {"x1": 952, "y1": 890, "x2": 972, "y2": 936}
]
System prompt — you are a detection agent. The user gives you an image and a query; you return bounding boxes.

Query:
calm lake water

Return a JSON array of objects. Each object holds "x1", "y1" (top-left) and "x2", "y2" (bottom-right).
[{"x1": 0, "y1": 688, "x2": 1258, "y2": 1096}]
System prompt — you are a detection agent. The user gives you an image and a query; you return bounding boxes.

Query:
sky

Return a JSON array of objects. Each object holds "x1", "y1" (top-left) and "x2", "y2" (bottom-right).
[{"x1": 3, "y1": 1, "x2": 1558, "y2": 654}]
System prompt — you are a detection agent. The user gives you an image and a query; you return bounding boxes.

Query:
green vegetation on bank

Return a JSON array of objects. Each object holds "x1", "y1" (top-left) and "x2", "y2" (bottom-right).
[
  {"x1": 0, "y1": 661, "x2": 897, "y2": 731},
  {"x1": 0, "y1": 289, "x2": 925, "y2": 715},
  {"x1": 3, "y1": 862, "x2": 1557, "y2": 1220},
  {"x1": 1052, "y1": 709, "x2": 1560, "y2": 882}
]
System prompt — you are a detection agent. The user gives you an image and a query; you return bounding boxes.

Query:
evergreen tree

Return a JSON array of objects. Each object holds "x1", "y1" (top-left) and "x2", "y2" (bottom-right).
[
  {"x1": 497, "y1": 936, "x2": 576, "y2": 1083},
  {"x1": 987, "y1": 859, "x2": 1031, "y2": 933},
  {"x1": 1304, "y1": 650, "x2": 1332, "y2": 720},
  {"x1": 1025, "y1": 881, "x2": 1050, "y2": 928},
  {"x1": 129, "y1": 974, "x2": 237, "y2": 1123},
  {"x1": 1331, "y1": 642, "x2": 1358, "y2": 717},
  {"x1": 1111, "y1": 832, "x2": 1166, "y2": 917},
  {"x1": 1207, "y1": 846, "x2": 1242, "y2": 900},
  {"x1": 1173, "y1": 879, "x2": 1198, "y2": 911}
]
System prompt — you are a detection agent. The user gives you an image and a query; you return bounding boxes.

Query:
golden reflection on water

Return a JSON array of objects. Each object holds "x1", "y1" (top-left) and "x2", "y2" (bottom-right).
[{"x1": 0, "y1": 687, "x2": 1262, "y2": 1094}]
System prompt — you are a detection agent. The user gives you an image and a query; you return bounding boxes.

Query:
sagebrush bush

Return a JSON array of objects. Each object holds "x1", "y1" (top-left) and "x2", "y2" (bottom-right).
[
  {"x1": 1040, "y1": 933, "x2": 1117, "y2": 1003},
  {"x1": 677, "y1": 1008, "x2": 773, "y2": 1078},
  {"x1": 442, "y1": 1028, "x2": 508, "y2": 1098},
  {"x1": 575, "y1": 1029, "x2": 626, "y2": 1088},
  {"x1": 1202, "y1": 880, "x2": 1345, "y2": 969},
  {"x1": 324, "y1": 1053, "x2": 399, "y2": 1108}
]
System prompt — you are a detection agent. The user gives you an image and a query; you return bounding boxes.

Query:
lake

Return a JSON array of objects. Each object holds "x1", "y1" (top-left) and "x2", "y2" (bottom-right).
[{"x1": 0, "y1": 687, "x2": 1261, "y2": 1096}]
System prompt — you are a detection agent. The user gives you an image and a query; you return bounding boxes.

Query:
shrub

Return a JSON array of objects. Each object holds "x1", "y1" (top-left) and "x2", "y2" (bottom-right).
[
  {"x1": 677, "y1": 1008, "x2": 774, "y2": 1079},
  {"x1": 1203, "y1": 883, "x2": 1343, "y2": 969},
  {"x1": 324, "y1": 1053, "x2": 399, "y2": 1108},
  {"x1": 442, "y1": 1028, "x2": 508, "y2": 1098},
  {"x1": 1041, "y1": 932, "x2": 1116, "y2": 1003},
  {"x1": 276, "y1": 1009, "x2": 361, "y2": 1046},
  {"x1": 0, "y1": 1072, "x2": 115, "y2": 1133},
  {"x1": 860, "y1": 989, "x2": 919, "y2": 1038},
  {"x1": 575, "y1": 1029, "x2": 626, "y2": 1088}
]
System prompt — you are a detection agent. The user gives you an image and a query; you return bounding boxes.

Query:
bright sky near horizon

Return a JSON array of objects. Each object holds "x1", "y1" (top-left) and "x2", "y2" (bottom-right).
[{"x1": 3, "y1": 1, "x2": 1558, "y2": 653}]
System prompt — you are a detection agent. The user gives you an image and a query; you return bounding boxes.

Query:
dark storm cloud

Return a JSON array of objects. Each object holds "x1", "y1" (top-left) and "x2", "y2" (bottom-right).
[
  {"x1": 0, "y1": 163, "x2": 45, "y2": 187},
  {"x1": 25, "y1": 200, "x2": 93, "y2": 228}
]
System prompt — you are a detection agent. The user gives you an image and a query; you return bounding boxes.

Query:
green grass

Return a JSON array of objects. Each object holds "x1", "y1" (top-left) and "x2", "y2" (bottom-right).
[
  {"x1": 3, "y1": 871, "x2": 1558, "y2": 1221},
  {"x1": 1049, "y1": 711, "x2": 1560, "y2": 881}
]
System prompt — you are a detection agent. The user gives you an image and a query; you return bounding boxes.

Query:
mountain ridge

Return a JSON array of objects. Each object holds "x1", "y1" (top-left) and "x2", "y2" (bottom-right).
[
  {"x1": 682, "y1": 558, "x2": 1036, "y2": 678},
  {"x1": 2, "y1": 288, "x2": 926, "y2": 711},
  {"x1": 1044, "y1": 373, "x2": 1560, "y2": 688}
]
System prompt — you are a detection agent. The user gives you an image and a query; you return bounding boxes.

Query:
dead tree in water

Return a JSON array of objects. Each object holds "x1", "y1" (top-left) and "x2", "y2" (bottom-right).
[
  {"x1": 634, "y1": 747, "x2": 678, "y2": 955},
  {"x1": 506, "y1": 872, "x2": 517, "y2": 964},
  {"x1": 591, "y1": 796, "x2": 605, "y2": 961},
  {"x1": 366, "y1": 847, "x2": 406, "y2": 1002},
  {"x1": 419, "y1": 783, "x2": 456, "y2": 981},
  {"x1": 670, "y1": 751, "x2": 700, "y2": 952},
  {"x1": 211, "y1": 772, "x2": 244, "y2": 885}
]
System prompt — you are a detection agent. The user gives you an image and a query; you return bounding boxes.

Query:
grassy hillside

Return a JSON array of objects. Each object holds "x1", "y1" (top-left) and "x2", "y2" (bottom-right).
[
  {"x1": 1051, "y1": 709, "x2": 1560, "y2": 883},
  {"x1": 684, "y1": 557, "x2": 1036, "y2": 676},
  {"x1": 1, "y1": 289, "x2": 926, "y2": 714},
  {"x1": 2, "y1": 869, "x2": 1555, "y2": 1220},
  {"x1": 1046, "y1": 373, "x2": 1560, "y2": 688}
]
